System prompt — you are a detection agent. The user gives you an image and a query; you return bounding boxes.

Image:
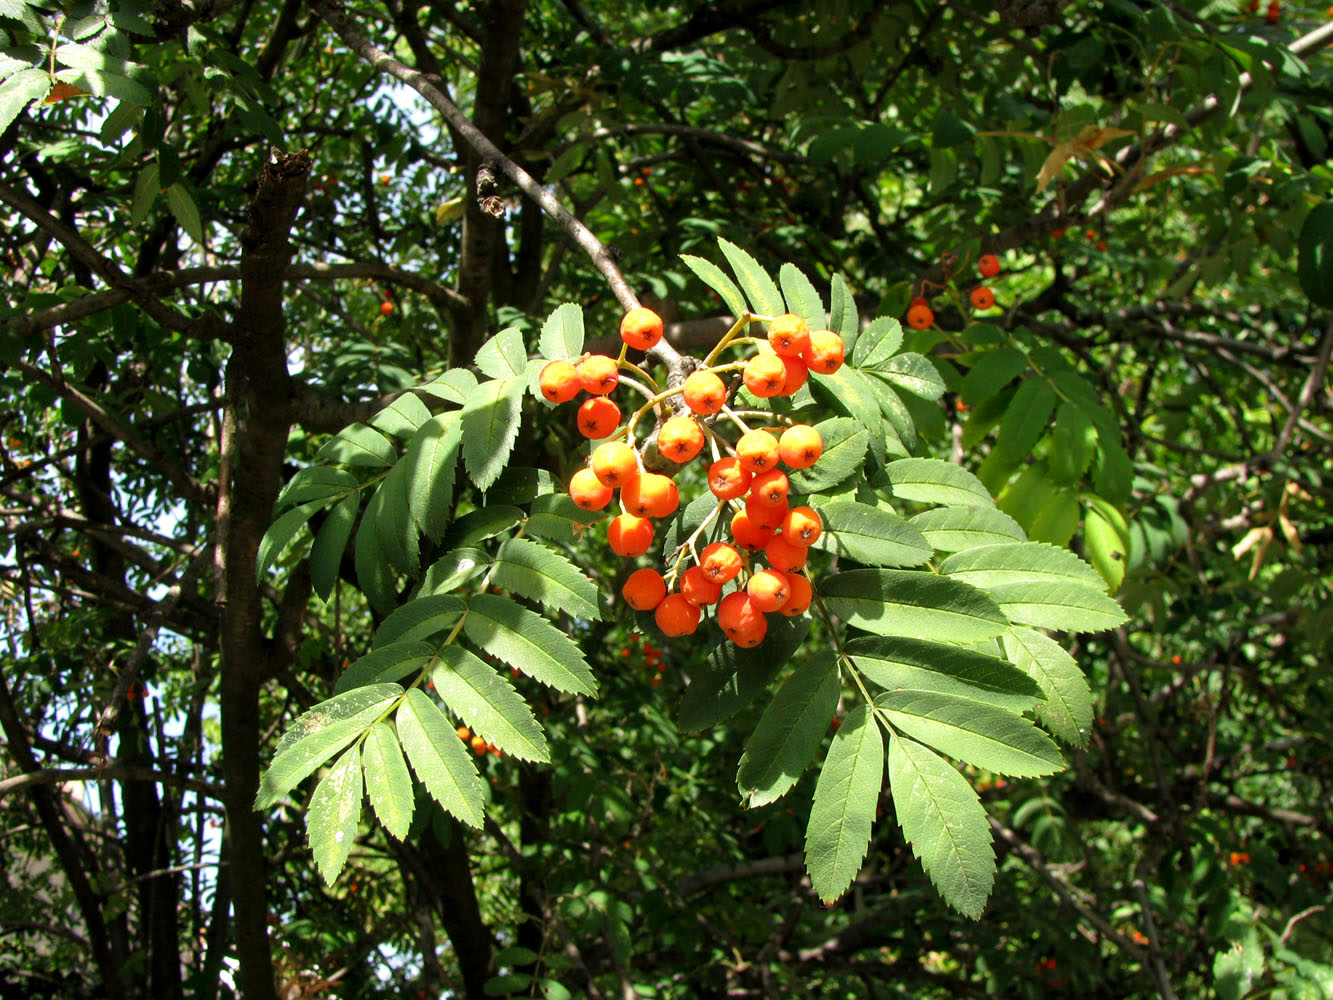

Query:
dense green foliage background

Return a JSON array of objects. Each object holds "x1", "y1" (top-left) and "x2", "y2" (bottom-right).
[{"x1": 1, "y1": 0, "x2": 1331, "y2": 997}]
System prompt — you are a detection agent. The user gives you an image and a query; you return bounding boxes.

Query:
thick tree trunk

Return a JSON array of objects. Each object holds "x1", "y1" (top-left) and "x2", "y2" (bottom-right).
[{"x1": 217, "y1": 148, "x2": 312, "y2": 1000}]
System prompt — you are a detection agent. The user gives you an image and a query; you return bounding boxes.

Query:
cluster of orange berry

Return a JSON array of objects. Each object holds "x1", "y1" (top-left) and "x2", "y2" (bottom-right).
[
  {"x1": 540, "y1": 307, "x2": 840, "y2": 648},
  {"x1": 905, "y1": 252, "x2": 1002, "y2": 331},
  {"x1": 456, "y1": 725, "x2": 503, "y2": 758}
]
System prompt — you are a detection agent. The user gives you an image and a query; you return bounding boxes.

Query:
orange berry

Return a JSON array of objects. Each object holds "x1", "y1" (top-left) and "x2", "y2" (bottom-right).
[
  {"x1": 1095, "y1": 240, "x2": 1108, "y2": 252},
  {"x1": 729, "y1": 618, "x2": 768, "y2": 648},
  {"x1": 767, "y1": 313, "x2": 811, "y2": 357},
  {"x1": 655, "y1": 594, "x2": 701, "y2": 636},
  {"x1": 736, "y1": 429, "x2": 779, "y2": 474},
  {"x1": 699, "y1": 542, "x2": 743, "y2": 584},
  {"x1": 682, "y1": 370, "x2": 727, "y2": 415},
  {"x1": 577, "y1": 396, "x2": 621, "y2": 439},
  {"x1": 743, "y1": 354, "x2": 787, "y2": 398},
  {"x1": 457, "y1": 726, "x2": 471, "y2": 740},
  {"x1": 471, "y1": 735, "x2": 488, "y2": 753},
  {"x1": 648, "y1": 675, "x2": 662, "y2": 685},
  {"x1": 744, "y1": 492, "x2": 788, "y2": 530},
  {"x1": 621, "y1": 472, "x2": 680, "y2": 519},
  {"x1": 747, "y1": 569, "x2": 791, "y2": 613},
  {"x1": 748, "y1": 468, "x2": 790, "y2": 509},
  {"x1": 679, "y1": 565, "x2": 722, "y2": 606},
  {"x1": 591, "y1": 441, "x2": 639, "y2": 487},
  {"x1": 781, "y1": 506, "x2": 822, "y2": 545},
  {"x1": 801, "y1": 330, "x2": 844, "y2": 374},
  {"x1": 380, "y1": 301, "x2": 395, "y2": 316},
  {"x1": 778, "y1": 424, "x2": 823, "y2": 469},
  {"x1": 970, "y1": 286, "x2": 995, "y2": 311},
  {"x1": 978, "y1": 253, "x2": 1000, "y2": 278},
  {"x1": 569, "y1": 467, "x2": 614, "y2": 510},
  {"x1": 608, "y1": 514, "x2": 654, "y2": 556},
  {"x1": 779, "y1": 573, "x2": 813, "y2": 616},
  {"x1": 1051, "y1": 227, "x2": 1067, "y2": 238},
  {"x1": 490, "y1": 745, "x2": 503, "y2": 758},
  {"x1": 577, "y1": 354, "x2": 619, "y2": 395},
  {"x1": 731, "y1": 508, "x2": 777, "y2": 551},
  {"x1": 778, "y1": 355, "x2": 809, "y2": 395},
  {"x1": 718, "y1": 591, "x2": 766, "y2": 642},
  {"x1": 657, "y1": 415, "x2": 705, "y2": 462},
  {"x1": 765, "y1": 533, "x2": 808, "y2": 573},
  {"x1": 622, "y1": 568, "x2": 667, "y2": 610},
  {"x1": 539, "y1": 360, "x2": 581, "y2": 403},
  {"x1": 906, "y1": 303, "x2": 934, "y2": 330},
  {"x1": 621, "y1": 307, "x2": 664, "y2": 351},
  {"x1": 708, "y1": 457, "x2": 751, "y2": 499}
]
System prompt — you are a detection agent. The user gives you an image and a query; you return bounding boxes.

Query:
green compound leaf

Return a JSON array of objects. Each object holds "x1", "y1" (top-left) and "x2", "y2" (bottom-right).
[
  {"x1": 851, "y1": 316, "x2": 903, "y2": 370},
  {"x1": 361, "y1": 722, "x2": 413, "y2": 841},
  {"x1": 368, "y1": 392, "x2": 432, "y2": 440},
  {"x1": 306, "y1": 745, "x2": 362, "y2": 886},
  {"x1": 373, "y1": 595, "x2": 467, "y2": 648},
  {"x1": 256, "y1": 497, "x2": 332, "y2": 581},
  {"x1": 417, "y1": 547, "x2": 491, "y2": 597},
  {"x1": 335, "y1": 641, "x2": 436, "y2": 695},
  {"x1": 876, "y1": 689, "x2": 1065, "y2": 777},
  {"x1": 959, "y1": 346, "x2": 1027, "y2": 407},
  {"x1": 994, "y1": 376, "x2": 1057, "y2": 461},
  {"x1": 810, "y1": 368, "x2": 905, "y2": 461},
  {"x1": 888, "y1": 734, "x2": 995, "y2": 919},
  {"x1": 805, "y1": 704, "x2": 883, "y2": 903},
  {"x1": 354, "y1": 493, "x2": 399, "y2": 616},
  {"x1": 939, "y1": 541, "x2": 1106, "y2": 591},
  {"x1": 737, "y1": 652, "x2": 840, "y2": 807},
  {"x1": 461, "y1": 377, "x2": 524, "y2": 492},
  {"x1": 310, "y1": 492, "x2": 359, "y2": 602},
  {"x1": 491, "y1": 536, "x2": 600, "y2": 622},
  {"x1": 403, "y1": 413, "x2": 461, "y2": 544},
  {"x1": 538, "y1": 302, "x2": 585, "y2": 360},
  {"x1": 814, "y1": 501, "x2": 933, "y2": 567},
  {"x1": 0, "y1": 68, "x2": 49, "y2": 136},
  {"x1": 525, "y1": 494, "x2": 607, "y2": 544},
  {"x1": 910, "y1": 506, "x2": 1026, "y2": 553},
  {"x1": 986, "y1": 581, "x2": 1128, "y2": 633},
  {"x1": 885, "y1": 458, "x2": 995, "y2": 508},
  {"x1": 255, "y1": 683, "x2": 403, "y2": 810},
  {"x1": 822, "y1": 569, "x2": 1007, "y2": 642},
  {"x1": 396, "y1": 688, "x2": 485, "y2": 828},
  {"x1": 463, "y1": 593, "x2": 597, "y2": 696},
  {"x1": 316, "y1": 422, "x2": 397, "y2": 468},
  {"x1": 828, "y1": 274, "x2": 859, "y2": 356},
  {"x1": 681, "y1": 253, "x2": 748, "y2": 320},
  {"x1": 678, "y1": 617, "x2": 810, "y2": 731},
  {"x1": 475, "y1": 327, "x2": 528, "y2": 380},
  {"x1": 1048, "y1": 402, "x2": 1097, "y2": 485},
  {"x1": 1002, "y1": 627, "x2": 1092, "y2": 747},
  {"x1": 1084, "y1": 503, "x2": 1128, "y2": 592},
  {"x1": 430, "y1": 645, "x2": 550, "y2": 762},
  {"x1": 420, "y1": 368, "x2": 478, "y2": 406},
  {"x1": 374, "y1": 453, "x2": 419, "y2": 576},
  {"x1": 877, "y1": 353, "x2": 945, "y2": 400},
  {"x1": 166, "y1": 184, "x2": 204, "y2": 245},
  {"x1": 788, "y1": 417, "x2": 868, "y2": 494},
  {"x1": 779, "y1": 262, "x2": 825, "y2": 331},
  {"x1": 718, "y1": 237, "x2": 785, "y2": 318},
  {"x1": 847, "y1": 635, "x2": 1042, "y2": 713},
  {"x1": 275, "y1": 467, "x2": 359, "y2": 511}
]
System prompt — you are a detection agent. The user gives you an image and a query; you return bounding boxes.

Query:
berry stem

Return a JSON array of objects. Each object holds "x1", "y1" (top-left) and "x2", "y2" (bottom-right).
[{"x1": 701, "y1": 314, "x2": 754, "y2": 368}]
